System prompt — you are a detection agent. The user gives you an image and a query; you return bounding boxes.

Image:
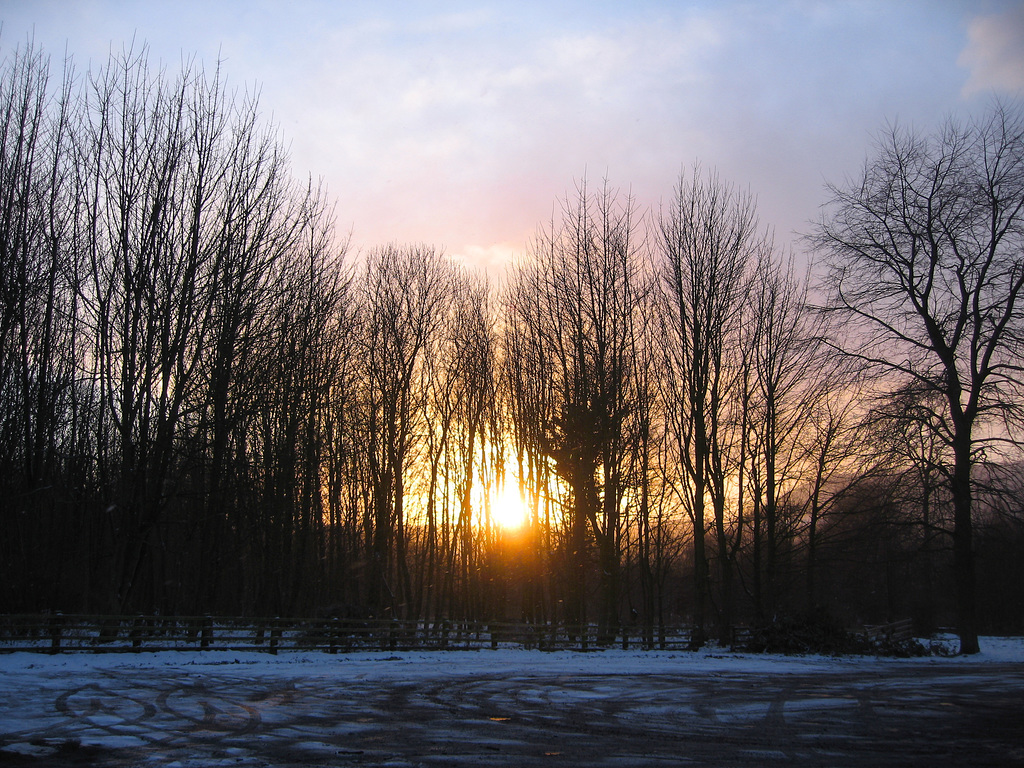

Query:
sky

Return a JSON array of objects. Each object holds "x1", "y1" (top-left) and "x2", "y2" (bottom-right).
[{"x1": 1, "y1": 0, "x2": 1023, "y2": 274}]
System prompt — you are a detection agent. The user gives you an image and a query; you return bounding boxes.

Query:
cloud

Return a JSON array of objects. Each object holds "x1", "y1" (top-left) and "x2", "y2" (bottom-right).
[
  {"x1": 959, "y1": 5, "x2": 1024, "y2": 96},
  {"x1": 3, "y1": 0, "x2": 991, "y2": 268},
  {"x1": 449, "y1": 241, "x2": 524, "y2": 281}
]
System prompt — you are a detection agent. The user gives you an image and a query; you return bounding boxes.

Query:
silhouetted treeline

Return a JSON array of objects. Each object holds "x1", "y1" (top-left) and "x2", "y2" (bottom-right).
[{"x1": 1, "y1": 42, "x2": 1022, "y2": 646}]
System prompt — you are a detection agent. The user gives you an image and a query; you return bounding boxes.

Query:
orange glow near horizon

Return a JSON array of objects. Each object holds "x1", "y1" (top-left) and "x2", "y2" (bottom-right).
[{"x1": 488, "y1": 463, "x2": 530, "y2": 531}]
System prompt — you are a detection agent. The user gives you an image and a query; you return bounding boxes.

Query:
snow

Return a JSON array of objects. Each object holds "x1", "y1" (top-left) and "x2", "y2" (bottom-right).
[
  {"x1": 1, "y1": 637, "x2": 1022, "y2": 766},
  {"x1": 2, "y1": 633, "x2": 1021, "y2": 679}
]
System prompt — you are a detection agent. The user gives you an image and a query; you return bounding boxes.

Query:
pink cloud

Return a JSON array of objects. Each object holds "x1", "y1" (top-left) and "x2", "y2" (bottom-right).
[{"x1": 959, "y1": 5, "x2": 1024, "y2": 96}]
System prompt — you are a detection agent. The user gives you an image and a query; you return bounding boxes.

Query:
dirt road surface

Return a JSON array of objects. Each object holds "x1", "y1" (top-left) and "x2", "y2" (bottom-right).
[{"x1": 1, "y1": 653, "x2": 1021, "y2": 766}]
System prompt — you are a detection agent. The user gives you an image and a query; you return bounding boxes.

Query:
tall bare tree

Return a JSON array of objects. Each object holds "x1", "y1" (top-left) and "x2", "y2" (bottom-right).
[
  {"x1": 505, "y1": 177, "x2": 650, "y2": 643},
  {"x1": 813, "y1": 102, "x2": 1024, "y2": 653},
  {"x1": 355, "y1": 243, "x2": 456, "y2": 618},
  {"x1": 657, "y1": 166, "x2": 760, "y2": 646},
  {"x1": 0, "y1": 42, "x2": 82, "y2": 609},
  {"x1": 744, "y1": 250, "x2": 827, "y2": 621}
]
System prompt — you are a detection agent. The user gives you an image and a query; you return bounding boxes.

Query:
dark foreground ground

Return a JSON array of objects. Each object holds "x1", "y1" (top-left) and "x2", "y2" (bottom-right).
[{"x1": 0, "y1": 653, "x2": 1022, "y2": 767}]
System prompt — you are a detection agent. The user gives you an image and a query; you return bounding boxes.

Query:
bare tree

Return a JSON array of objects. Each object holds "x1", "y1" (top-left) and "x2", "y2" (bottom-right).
[
  {"x1": 78, "y1": 44, "x2": 210, "y2": 611},
  {"x1": 657, "y1": 166, "x2": 760, "y2": 647},
  {"x1": 355, "y1": 243, "x2": 456, "y2": 618},
  {"x1": 743, "y1": 249, "x2": 830, "y2": 621},
  {"x1": 0, "y1": 42, "x2": 83, "y2": 610},
  {"x1": 415, "y1": 269, "x2": 499, "y2": 622},
  {"x1": 862, "y1": 379, "x2": 954, "y2": 628},
  {"x1": 504, "y1": 177, "x2": 650, "y2": 643},
  {"x1": 812, "y1": 102, "x2": 1024, "y2": 653},
  {"x1": 799, "y1": 369, "x2": 868, "y2": 615},
  {"x1": 626, "y1": 288, "x2": 675, "y2": 647}
]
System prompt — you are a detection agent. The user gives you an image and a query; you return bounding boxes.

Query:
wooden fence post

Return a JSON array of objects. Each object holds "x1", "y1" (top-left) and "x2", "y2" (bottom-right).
[
  {"x1": 329, "y1": 618, "x2": 339, "y2": 654},
  {"x1": 131, "y1": 615, "x2": 144, "y2": 650},
  {"x1": 200, "y1": 616, "x2": 213, "y2": 649},
  {"x1": 270, "y1": 618, "x2": 281, "y2": 655},
  {"x1": 48, "y1": 613, "x2": 63, "y2": 654}
]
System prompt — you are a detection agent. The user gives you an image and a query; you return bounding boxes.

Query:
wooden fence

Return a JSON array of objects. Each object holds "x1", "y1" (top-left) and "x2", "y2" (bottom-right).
[
  {"x1": 0, "y1": 614, "x2": 693, "y2": 654},
  {"x1": 0, "y1": 615, "x2": 921, "y2": 655},
  {"x1": 861, "y1": 618, "x2": 915, "y2": 643}
]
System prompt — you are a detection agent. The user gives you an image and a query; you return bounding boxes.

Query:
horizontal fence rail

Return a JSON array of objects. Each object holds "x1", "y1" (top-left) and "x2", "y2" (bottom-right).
[
  {"x1": 0, "y1": 615, "x2": 922, "y2": 655},
  {"x1": 861, "y1": 618, "x2": 915, "y2": 643},
  {"x1": 0, "y1": 615, "x2": 697, "y2": 654}
]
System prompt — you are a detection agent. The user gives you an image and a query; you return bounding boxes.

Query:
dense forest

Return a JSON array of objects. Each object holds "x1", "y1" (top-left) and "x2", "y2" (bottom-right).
[{"x1": 1, "y1": 42, "x2": 1022, "y2": 654}]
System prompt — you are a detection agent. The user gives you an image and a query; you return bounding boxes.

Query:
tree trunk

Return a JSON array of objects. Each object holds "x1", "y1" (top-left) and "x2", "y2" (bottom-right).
[{"x1": 952, "y1": 432, "x2": 979, "y2": 654}]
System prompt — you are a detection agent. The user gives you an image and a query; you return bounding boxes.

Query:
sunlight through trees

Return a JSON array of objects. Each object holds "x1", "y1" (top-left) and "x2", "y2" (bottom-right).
[{"x1": 1, "y1": 40, "x2": 1021, "y2": 653}]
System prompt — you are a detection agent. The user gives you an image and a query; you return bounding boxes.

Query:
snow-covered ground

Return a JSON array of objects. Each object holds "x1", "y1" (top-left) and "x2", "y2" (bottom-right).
[
  {"x1": 3, "y1": 632, "x2": 1022, "y2": 677},
  {"x1": 2, "y1": 637, "x2": 1022, "y2": 766}
]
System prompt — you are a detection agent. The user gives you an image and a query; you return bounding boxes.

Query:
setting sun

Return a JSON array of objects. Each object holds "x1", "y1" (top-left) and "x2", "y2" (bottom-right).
[{"x1": 489, "y1": 471, "x2": 530, "y2": 530}]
